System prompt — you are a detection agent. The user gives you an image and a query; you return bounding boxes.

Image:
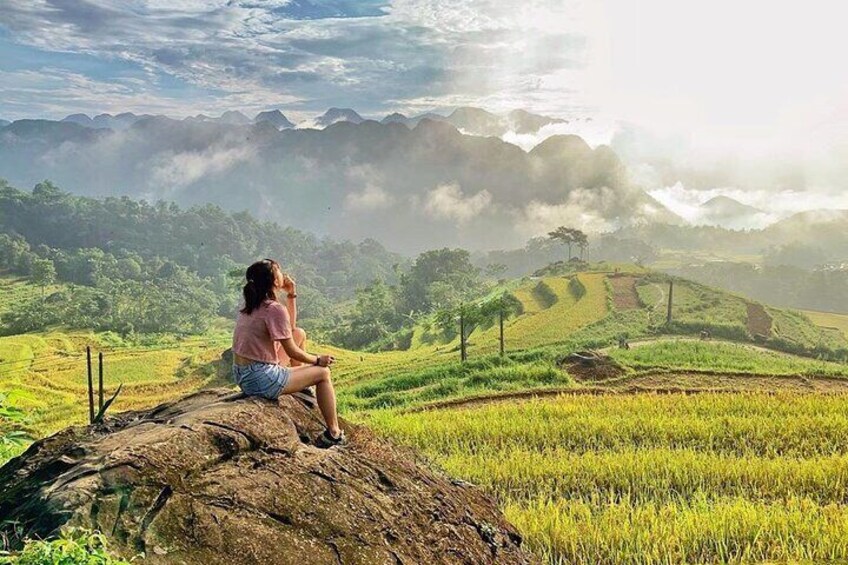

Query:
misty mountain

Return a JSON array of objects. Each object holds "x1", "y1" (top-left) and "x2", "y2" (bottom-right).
[
  {"x1": 255, "y1": 110, "x2": 295, "y2": 129},
  {"x1": 218, "y1": 110, "x2": 252, "y2": 125},
  {"x1": 381, "y1": 112, "x2": 409, "y2": 125},
  {"x1": 61, "y1": 112, "x2": 151, "y2": 130},
  {"x1": 763, "y1": 210, "x2": 848, "y2": 255},
  {"x1": 0, "y1": 115, "x2": 675, "y2": 253},
  {"x1": 378, "y1": 107, "x2": 565, "y2": 137},
  {"x1": 46, "y1": 105, "x2": 568, "y2": 138},
  {"x1": 313, "y1": 108, "x2": 365, "y2": 127},
  {"x1": 697, "y1": 196, "x2": 767, "y2": 230}
]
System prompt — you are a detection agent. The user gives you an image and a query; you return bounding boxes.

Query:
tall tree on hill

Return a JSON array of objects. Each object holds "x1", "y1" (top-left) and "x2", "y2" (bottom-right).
[
  {"x1": 31, "y1": 258, "x2": 56, "y2": 299},
  {"x1": 548, "y1": 226, "x2": 588, "y2": 261},
  {"x1": 574, "y1": 230, "x2": 589, "y2": 260}
]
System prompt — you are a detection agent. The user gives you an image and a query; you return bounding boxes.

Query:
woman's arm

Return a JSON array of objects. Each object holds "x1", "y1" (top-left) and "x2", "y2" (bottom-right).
[
  {"x1": 279, "y1": 338, "x2": 333, "y2": 367},
  {"x1": 286, "y1": 293, "x2": 297, "y2": 328},
  {"x1": 282, "y1": 276, "x2": 297, "y2": 327}
]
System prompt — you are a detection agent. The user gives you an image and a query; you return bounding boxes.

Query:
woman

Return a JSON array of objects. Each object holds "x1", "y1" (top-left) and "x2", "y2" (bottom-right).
[{"x1": 231, "y1": 259, "x2": 344, "y2": 448}]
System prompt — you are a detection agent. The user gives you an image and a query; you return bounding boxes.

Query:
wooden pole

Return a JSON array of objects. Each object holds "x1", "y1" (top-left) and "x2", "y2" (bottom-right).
[
  {"x1": 86, "y1": 346, "x2": 95, "y2": 424},
  {"x1": 98, "y1": 351, "x2": 104, "y2": 412},
  {"x1": 499, "y1": 307, "x2": 505, "y2": 356},
  {"x1": 667, "y1": 280, "x2": 674, "y2": 326},
  {"x1": 459, "y1": 308, "x2": 467, "y2": 363}
]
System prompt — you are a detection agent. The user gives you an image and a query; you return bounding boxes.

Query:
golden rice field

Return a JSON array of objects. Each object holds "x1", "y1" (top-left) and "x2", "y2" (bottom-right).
[
  {"x1": 469, "y1": 273, "x2": 609, "y2": 354},
  {"x1": 368, "y1": 393, "x2": 848, "y2": 564},
  {"x1": 803, "y1": 309, "x2": 848, "y2": 341},
  {"x1": 0, "y1": 331, "x2": 232, "y2": 436}
]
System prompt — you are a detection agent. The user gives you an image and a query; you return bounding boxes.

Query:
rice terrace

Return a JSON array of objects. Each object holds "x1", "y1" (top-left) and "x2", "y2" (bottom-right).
[
  {"x1": 2, "y1": 2, "x2": 848, "y2": 561},
  {"x1": 4, "y1": 251, "x2": 848, "y2": 563}
]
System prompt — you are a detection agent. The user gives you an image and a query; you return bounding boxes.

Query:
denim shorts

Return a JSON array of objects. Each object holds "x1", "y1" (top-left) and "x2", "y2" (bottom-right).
[{"x1": 232, "y1": 361, "x2": 291, "y2": 400}]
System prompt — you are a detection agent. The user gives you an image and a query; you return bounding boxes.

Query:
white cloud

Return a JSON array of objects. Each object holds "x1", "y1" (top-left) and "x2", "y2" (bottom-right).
[
  {"x1": 344, "y1": 184, "x2": 393, "y2": 211},
  {"x1": 648, "y1": 183, "x2": 848, "y2": 230},
  {"x1": 424, "y1": 182, "x2": 492, "y2": 223},
  {"x1": 502, "y1": 117, "x2": 617, "y2": 151},
  {"x1": 150, "y1": 146, "x2": 252, "y2": 189},
  {"x1": 517, "y1": 185, "x2": 670, "y2": 237}
]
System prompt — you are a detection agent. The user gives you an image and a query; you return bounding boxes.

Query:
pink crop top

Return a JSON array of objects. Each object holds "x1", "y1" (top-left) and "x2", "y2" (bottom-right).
[{"x1": 232, "y1": 299, "x2": 293, "y2": 364}]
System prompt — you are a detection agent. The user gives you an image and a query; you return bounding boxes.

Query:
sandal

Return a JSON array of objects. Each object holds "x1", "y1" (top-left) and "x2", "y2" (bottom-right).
[{"x1": 314, "y1": 429, "x2": 346, "y2": 449}]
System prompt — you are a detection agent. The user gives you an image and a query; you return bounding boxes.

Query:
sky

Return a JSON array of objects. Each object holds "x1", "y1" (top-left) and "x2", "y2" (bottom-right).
[
  {"x1": 2, "y1": 1, "x2": 846, "y2": 132},
  {"x1": 1, "y1": 0, "x2": 847, "y2": 216}
]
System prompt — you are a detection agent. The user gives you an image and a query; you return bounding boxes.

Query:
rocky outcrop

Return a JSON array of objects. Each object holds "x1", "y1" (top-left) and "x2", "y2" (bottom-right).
[{"x1": 0, "y1": 389, "x2": 531, "y2": 564}]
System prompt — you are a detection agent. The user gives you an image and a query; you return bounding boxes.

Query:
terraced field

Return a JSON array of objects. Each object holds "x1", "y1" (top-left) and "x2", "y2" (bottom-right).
[
  {"x1": 370, "y1": 390, "x2": 848, "y2": 564},
  {"x1": 804, "y1": 309, "x2": 848, "y2": 340},
  {"x1": 0, "y1": 331, "x2": 232, "y2": 436},
  {"x1": 5, "y1": 267, "x2": 848, "y2": 563}
]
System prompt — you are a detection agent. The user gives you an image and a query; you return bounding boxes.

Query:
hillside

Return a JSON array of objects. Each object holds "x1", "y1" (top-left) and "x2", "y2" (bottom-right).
[{"x1": 4, "y1": 264, "x2": 848, "y2": 563}]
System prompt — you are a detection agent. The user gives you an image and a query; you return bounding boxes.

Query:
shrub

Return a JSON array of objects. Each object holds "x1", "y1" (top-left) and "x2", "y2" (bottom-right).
[{"x1": 0, "y1": 529, "x2": 132, "y2": 565}]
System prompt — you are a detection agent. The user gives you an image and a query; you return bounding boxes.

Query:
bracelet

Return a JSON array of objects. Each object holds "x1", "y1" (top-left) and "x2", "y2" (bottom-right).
[
  {"x1": 287, "y1": 293, "x2": 297, "y2": 299},
  {"x1": 313, "y1": 356, "x2": 321, "y2": 366}
]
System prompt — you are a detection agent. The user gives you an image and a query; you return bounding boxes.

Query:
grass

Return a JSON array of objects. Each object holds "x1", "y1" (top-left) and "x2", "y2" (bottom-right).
[
  {"x1": 610, "y1": 340, "x2": 848, "y2": 377},
  {"x1": 369, "y1": 393, "x2": 848, "y2": 564},
  {"x1": 0, "y1": 276, "x2": 63, "y2": 320},
  {"x1": 5, "y1": 267, "x2": 848, "y2": 562},
  {"x1": 0, "y1": 330, "x2": 233, "y2": 437},
  {"x1": 804, "y1": 309, "x2": 848, "y2": 340}
]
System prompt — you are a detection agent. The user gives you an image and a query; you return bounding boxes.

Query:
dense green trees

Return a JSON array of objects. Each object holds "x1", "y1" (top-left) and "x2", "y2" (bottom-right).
[
  {"x1": 0, "y1": 179, "x2": 403, "y2": 336},
  {"x1": 332, "y1": 248, "x2": 486, "y2": 349}
]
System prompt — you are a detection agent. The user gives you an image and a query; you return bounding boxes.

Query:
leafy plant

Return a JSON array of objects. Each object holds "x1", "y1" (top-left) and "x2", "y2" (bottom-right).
[{"x1": 0, "y1": 529, "x2": 132, "y2": 564}]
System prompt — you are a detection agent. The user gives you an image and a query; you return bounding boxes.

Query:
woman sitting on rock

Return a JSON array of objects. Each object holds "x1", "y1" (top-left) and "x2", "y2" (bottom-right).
[{"x1": 231, "y1": 258, "x2": 344, "y2": 448}]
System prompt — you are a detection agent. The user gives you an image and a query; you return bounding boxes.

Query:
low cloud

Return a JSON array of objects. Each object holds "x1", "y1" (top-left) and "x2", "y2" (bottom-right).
[
  {"x1": 648, "y1": 183, "x2": 848, "y2": 230},
  {"x1": 517, "y1": 185, "x2": 670, "y2": 237},
  {"x1": 424, "y1": 182, "x2": 492, "y2": 223},
  {"x1": 345, "y1": 183, "x2": 393, "y2": 211},
  {"x1": 150, "y1": 145, "x2": 252, "y2": 189},
  {"x1": 502, "y1": 118, "x2": 617, "y2": 151}
]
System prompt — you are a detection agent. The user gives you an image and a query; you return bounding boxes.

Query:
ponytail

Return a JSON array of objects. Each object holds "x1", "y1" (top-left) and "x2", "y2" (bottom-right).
[{"x1": 240, "y1": 259, "x2": 280, "y2": 314}]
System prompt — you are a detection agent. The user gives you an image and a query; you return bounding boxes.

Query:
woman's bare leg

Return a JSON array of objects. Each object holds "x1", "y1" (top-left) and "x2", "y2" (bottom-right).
[
  {"x1": 281, "y1": 366, "x2": 340, "y2": 436},
  {"x1": 289, "y1": 328, "x2": 307, "y2": 367}
]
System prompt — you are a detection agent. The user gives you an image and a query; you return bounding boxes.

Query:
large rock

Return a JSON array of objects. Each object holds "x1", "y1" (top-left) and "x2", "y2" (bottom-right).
[{"x1": 0, "y1": 389, "x2": 531, "y2": 564}]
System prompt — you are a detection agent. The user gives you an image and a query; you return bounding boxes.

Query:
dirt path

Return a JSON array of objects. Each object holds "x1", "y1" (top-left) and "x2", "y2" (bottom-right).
[
  {"x1": 747, "y1": 302, "x2": 773, "y2": 339},
  {"x1": 609, "y1": 276, "x2": 641, "y2": 310},
  {"x1": 407, "y1": 371, "x2": 848, "y2": 413}
]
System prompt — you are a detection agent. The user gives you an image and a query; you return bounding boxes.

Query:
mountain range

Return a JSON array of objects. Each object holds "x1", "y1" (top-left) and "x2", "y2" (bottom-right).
[
  {"x1": 17, "y1": 105, "x2": 568, "y2": 137},
  {"x1": 0, "y1": 108, "x2": 678, "y2": 253}
]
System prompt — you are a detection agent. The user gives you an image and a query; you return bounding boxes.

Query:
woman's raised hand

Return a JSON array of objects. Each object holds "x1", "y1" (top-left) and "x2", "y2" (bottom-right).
[{"x1": 281, "y1": 274, "x2": 296, "y2": 294}]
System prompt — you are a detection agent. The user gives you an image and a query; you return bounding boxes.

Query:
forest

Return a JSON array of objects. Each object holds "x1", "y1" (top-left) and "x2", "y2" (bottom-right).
[{"x1": 0, "y1": 179, "x2": 402, "y2": 335}]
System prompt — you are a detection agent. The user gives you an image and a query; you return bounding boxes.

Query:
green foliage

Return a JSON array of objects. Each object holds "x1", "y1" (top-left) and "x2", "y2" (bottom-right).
[
  {"x1": 548, "y1": 226, "x2": 588, "y2": 260},
  {"x1": 340, "y1": 352, "x2": 570, "y2": 411},
  {"x1": 0, "y1": 529, "x2": 132, "y2": 564},
  {"x1": 0, "y1": 392, "x2": 29, "y2": 466},
  {"x1": 1, "y1": 268, "x2": 217, "y2": 336},
  {"x1": 610, "y1": 340, "x2": 848, "y2": 377},
  {"x1": 333, "y1": 279, "x2": 405, "y2": 349},
  {"x1": 531, "y1": 280, "x2": 557, "y2": 309},
  {"x1": 398, "y1": 248, "x2": 481, "y2": 314},
  {"x1": 0, "y1": 180, "x2": 404, "y2": 334},
  {"x1": 30, "y1": 259, "x2": 55, "y2": 297},
  {"x1": 567, "y1": 276, "x2": 586, "y2": 300}
]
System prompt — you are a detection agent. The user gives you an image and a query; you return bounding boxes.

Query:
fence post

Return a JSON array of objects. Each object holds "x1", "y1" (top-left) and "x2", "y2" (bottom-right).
[
  {"x1": 499, "y1": 307, "x2": 505, "y2": 356},
  {"x1": 86, "y1": 346, "x2": 95, "y2": 424},
  {"x1": 459, "y1": 307, "x2": 467, "y2": 363},
  {"x1": 667, "y1": 280, "x2": 674, "y2": 326},
  {"x1": 98, "y1": 351, "x2": 104, "y2": 411}
]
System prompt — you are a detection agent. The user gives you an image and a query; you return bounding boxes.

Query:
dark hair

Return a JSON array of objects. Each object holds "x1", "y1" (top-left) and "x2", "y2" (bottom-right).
[{"x1": 241, "y1": 258, "x2": 280, "y2": 314}]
